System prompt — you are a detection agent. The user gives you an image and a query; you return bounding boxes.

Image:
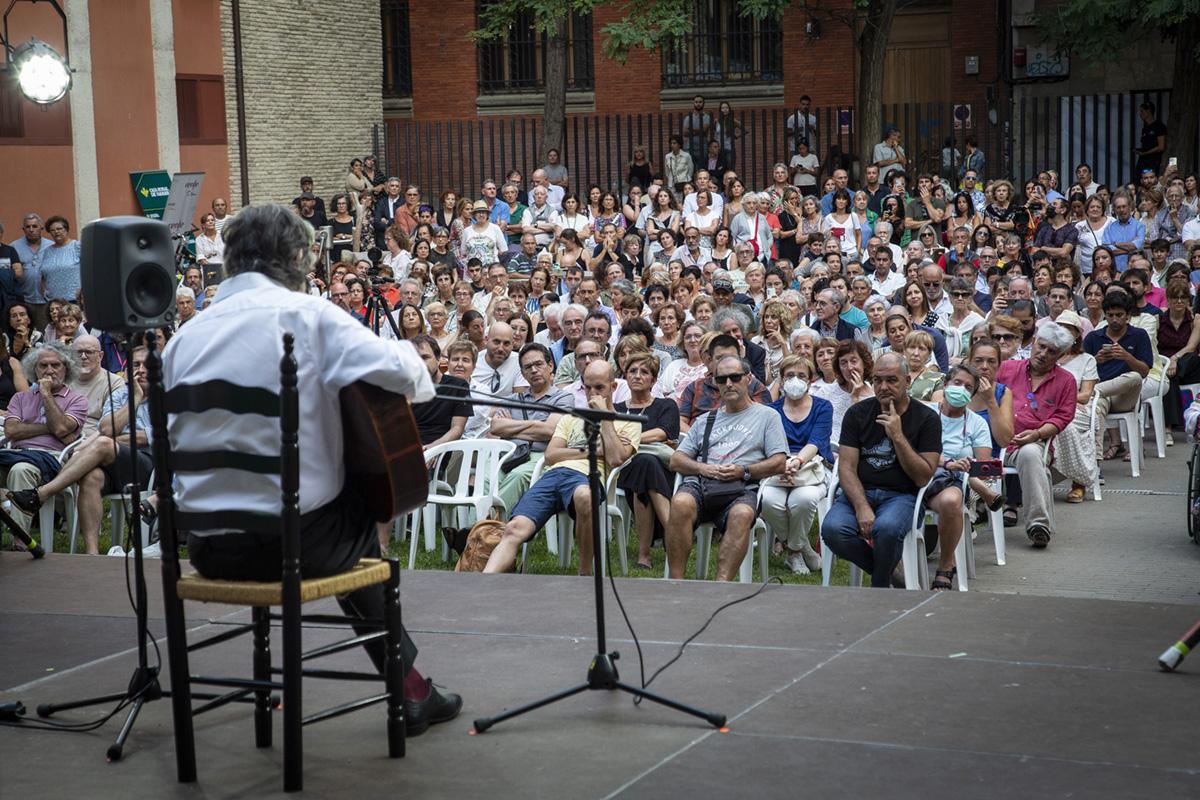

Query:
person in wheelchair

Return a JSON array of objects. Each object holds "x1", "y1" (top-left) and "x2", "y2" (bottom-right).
[{"x1": 162, "y1": 204, "x2": 461, "y2": 737}]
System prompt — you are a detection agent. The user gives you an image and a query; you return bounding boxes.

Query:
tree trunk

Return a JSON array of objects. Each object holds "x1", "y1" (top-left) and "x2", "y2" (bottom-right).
[
  {"x1": 855, "y1": 0, "x2": 897, "y2": 173},
  {"x1": 1166, "y1": 14, "x2": 1200, "y2": 177},
  {"x1": 541, "y1": 18, "x2": 568, "y2": 163}
]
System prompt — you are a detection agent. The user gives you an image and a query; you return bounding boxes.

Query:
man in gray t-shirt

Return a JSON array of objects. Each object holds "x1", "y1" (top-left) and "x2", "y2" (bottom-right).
[{"x1": 666, "y1": 356, "x2": 787, "y2": 581}]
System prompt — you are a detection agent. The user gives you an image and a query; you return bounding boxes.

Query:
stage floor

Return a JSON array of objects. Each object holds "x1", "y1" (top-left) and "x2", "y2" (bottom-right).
[{"x1": 1, "y1": 552, "x2": 1197, "y2": 798}]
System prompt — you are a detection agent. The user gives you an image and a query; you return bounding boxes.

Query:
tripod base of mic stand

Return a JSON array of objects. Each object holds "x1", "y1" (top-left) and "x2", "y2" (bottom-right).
[
  {"x1": 469, "y1": 651, "x2": 726, "y2": 734},
  {"x1": 37, "y1": 666, "x2": 162, "y2": 761}
]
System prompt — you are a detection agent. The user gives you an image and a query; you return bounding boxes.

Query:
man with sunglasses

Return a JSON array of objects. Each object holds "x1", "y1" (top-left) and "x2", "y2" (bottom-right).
[
  {"x1": 666, "y1": 355, "x2": 788, "y2": 580},
  {"x1": 920, "y1": 264, "x2": 953, "y2": 316}
]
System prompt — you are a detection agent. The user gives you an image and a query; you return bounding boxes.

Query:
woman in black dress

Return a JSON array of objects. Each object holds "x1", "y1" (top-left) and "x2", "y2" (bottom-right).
[
  {"x1": 0, "y1": 332, "x2": 28, "y2": 409},
  {"x1": 614, "y1": 351, "x2": 679, "y2": 570},
  {"x1": 328, "y1": 193, "x2": 356, "y2": 263}
]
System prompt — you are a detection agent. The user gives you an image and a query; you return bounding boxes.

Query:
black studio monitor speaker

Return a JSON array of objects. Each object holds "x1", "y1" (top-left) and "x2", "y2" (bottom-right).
[{"x1": 80, "y1": 216, "x2": 176, "y2": 333}]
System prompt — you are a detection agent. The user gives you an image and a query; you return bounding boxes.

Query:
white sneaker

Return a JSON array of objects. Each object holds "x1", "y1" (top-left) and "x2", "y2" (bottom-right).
[
  {"x1": 1166, "y1": 431, "x2": 1175, "y2": 447},
  {"x1": 799, "y1": 542, "x2": 821, "y2": 571},
  {"x1": 107, "y1": 545, "x2": 126, "y2": 557},
  {"x1": 785, "y1": 552, "x2": 811, "y2": 575}
]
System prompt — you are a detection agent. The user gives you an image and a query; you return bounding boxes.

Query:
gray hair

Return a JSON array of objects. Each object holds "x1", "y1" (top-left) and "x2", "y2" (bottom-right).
[
  {"x1": 875, "y1": 220, "x2": 894, "y2": 238},
  {"x1": 712, "y1": 305, "x2": 754, "y2": 336},
  {"x1": 23, "y1": 341, "x2": 80, "y2": 384},
  {"x1": 1009, "y1": 276, "x2": 1032, "y2": 292},
  {"x1": 222, "y1": 204, "x2": 315, "y2": 290},
  {"x1": 563, "y1": 302, "x2": 588, "y2": 321},
  {"x1": 863, "y1": 294, "x2": 890, "y2": 313},
  {"x1": 790, "y1": 328, "x2": 820, "y2": 348},
  {"x1": 176, "y1": 285, "x2": 195, "y2": 300},
  {"x1": 610, "y1": 278, "x2": 636, "y2": 296},
  {"x1": 542, "y1": 302, "x2": 563, "y2": 323},
  {"x1": 1035, "y1": 322, "x2": 1075, "y2": 353},
  {"x1": 779, "y1": 289, "x2": 805, "y2": 312},
  {"x1": 819, "y1": 287, "x2": 847, "y2": 309},
  {"x1": 948, "y1": 277, "x2": 973, "y2": 294}
]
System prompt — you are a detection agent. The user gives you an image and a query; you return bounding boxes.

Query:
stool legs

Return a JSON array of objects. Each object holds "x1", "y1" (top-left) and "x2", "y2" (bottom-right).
[
  {"x1": 384, "y1": 559, "x2": 406, "y2": 758},
  {"x1": 252, "y1": 607, "x2": 272, "y2": 748}
]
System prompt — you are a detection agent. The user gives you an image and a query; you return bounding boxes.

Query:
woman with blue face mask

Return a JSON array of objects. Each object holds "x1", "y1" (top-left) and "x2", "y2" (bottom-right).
[
  {"x1": 923, "y1": 363, "x2": 996, "y2": 591},
  {"x1": 761, "y1": 355, "x2": 834, "y2": 575}
]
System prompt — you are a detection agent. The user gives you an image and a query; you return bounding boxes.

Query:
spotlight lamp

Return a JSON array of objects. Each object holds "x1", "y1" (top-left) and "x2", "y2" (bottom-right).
[
  {"x1": 10, "y1": 37, "x2": 71, "y2": 104},
  {"x1": 1, "y1": 0, "x2": 73, "y2": 105}
]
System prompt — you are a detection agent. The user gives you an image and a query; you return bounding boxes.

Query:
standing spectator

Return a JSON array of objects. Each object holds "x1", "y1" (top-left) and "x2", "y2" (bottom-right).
[
  {"x1": 210, "y1": 197, "x2": 233, "y2": 234},
  {"x1": 666, "y1": 354, "x2": 788, "y2": 581},
  {"x1": 541, "y1": 148, "x2": 570, "y2": 190},
  {"x1": 9, "y1": 213, "x2": 51, "y2": 329},
  {"x1": 0, "y1": 221, "x2": 24, "y2": 310},
  {"x1": 40, "y1": 216, "x2": 81, "y2": 303},
  {"x1": 788, "y1": 138, "x2": 820, "y2": 197},
  {"x1": 1135, "y1": 101, "x2": 1167, "y2": 176},
  {"x1": 995, "y1": 324, "x2": 1078, "y2": 547},
  {"x1": 959, "y1": 136, "x2": 985, "y2": 181},
  {"x1": 344, "y1": 158, "x2": 372, "y2": 210},
  {"x1": 785, "y1": 94, "x2": 818, "y2": 156},
  {"x1": 820, "y1": 352, "x2": 941, "y2": 588},
  {"x1": 873, "y1": 126, "x2": 907, "y2": 185},
  {"x1": 714, "y1": 101, "x2": 743, "y2": 170},
  {"x1": 362, "y1": 154, "x2": 387, "y2": 194},
  {"x1": 373, "y1": 177, "x2": 404, "y2": 240},
  {"x1": 665, "y1": 135, "x2": 695, "y2": 198},
  {"x1": 682, "y1": 95, "x2": 713, "y2": 167},
  {"x1": 195, "y1": 213, "x2": 224, "y2": 274}
]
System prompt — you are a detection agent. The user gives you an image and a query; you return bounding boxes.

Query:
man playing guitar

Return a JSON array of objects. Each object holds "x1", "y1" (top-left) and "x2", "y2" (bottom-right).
[{"x1": 163, "y1": 204, "x2": 461, "y2": 736}]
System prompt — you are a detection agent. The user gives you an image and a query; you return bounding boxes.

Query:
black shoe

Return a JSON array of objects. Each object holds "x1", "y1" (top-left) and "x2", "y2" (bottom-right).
[
  {"x1": 1027, "y1": 525, "x2": 1051, "y2": 549},
  {"x1": 7, "y1": 489, "x2": 41, "y2": 515},
  {"x1": 404, "y1": 679, "x2": 462, "y2": 737}
]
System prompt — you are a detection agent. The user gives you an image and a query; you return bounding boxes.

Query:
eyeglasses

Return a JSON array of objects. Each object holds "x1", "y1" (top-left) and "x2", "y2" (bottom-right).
[
  {"x1": 951, "y1": 291, "x2": 973, "y2": 298},
  {"x1": 992, "y1": 333, "x2": 1017, "y2": 341},
  {"x1": 521, "y1": 360, "x2": 548, "y2": 371},
  {"x1": 714, "y1": 373, "x2": 745, "y2": 384},
  {"x1": 73, "y1": 349, "x2": 101, "y2": 357},
  {"x1": 577, "y1": 351, "x2": 602, "y2": 361},
  {"x1": 920, "y1": 232, "x2": 935, "y2": 238},
  {"x1": 921, "y1": 281, "x2": 942, "y2": 288}
]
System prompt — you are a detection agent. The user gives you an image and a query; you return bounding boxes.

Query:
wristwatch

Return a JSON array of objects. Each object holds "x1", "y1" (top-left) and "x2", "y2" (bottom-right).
[{"x1": 742, "y1": 466, "x2": 751, "y2": 481}]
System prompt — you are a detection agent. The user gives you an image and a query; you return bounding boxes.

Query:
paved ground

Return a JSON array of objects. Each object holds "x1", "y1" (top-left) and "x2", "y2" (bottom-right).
[{"x1": 964, "y1": 435, "x2": 1200, "y2": 604}]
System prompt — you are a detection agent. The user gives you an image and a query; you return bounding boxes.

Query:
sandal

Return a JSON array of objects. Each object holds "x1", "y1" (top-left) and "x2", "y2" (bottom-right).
[
  {"x1": 931, "y1": 568, "x2": 955, "y2": 592},
  {"x1": 1002, "y1": 507, "x2": 1019, "y2": 528},
  {"x1": 634, "y1": 559, "x2": 653, "y2": 570},
  {"x1": 1103, "y1": 443, "x2": 1125, "y2": 461}
]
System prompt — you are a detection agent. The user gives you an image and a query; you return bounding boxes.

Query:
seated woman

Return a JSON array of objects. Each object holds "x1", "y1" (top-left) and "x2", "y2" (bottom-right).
[
  {"x1": 614, "y1": 351, "x2": 679, "y2": 570},
  {"x1": 905, "y1": 330, "x2": 945, "y2": 400},
  {"x1": 1052, "y1": 311, "x2": 1100, "y2": 502},
  {"x1": 656, "y1": 322, "x2": 708, "y2": 400},
  {"x1": 924, "y1": 364, "x2": 994, "y2": 591},
  {"x1": 938, "y1": 277, "x2": 987, "y2": 360},
  {"x1": 963, "y1": 337, "x2": 1015, "y2": 523},
  {"x1": 812, "y1": 339, "x2": 873, "y2": 445},
  {"x1": 761, "y1": 355, "x2": 833, "y2": 575},
  {"x1": 753, "y1": 300, "x2": 794, "y2": 385},
  {"x1": 863, "y1": 295, "x2": 890, "y2": 352}
]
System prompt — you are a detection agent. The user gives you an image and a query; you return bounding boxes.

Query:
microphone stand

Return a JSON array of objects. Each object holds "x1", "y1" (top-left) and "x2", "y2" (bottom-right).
[{"x1": 448, "y1": 389, "x2": 726, "y2": 733}]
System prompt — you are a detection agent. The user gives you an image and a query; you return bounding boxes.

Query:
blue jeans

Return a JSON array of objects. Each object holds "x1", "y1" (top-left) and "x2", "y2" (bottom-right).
[{"x1": 820, "y1": 489, "x2": 917, "y2": 588}]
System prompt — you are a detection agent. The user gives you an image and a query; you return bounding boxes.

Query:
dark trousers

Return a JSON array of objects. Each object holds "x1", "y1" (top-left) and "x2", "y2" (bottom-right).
[{"x1": 188, "y1": 485, "x2": 417, "y2": 675}]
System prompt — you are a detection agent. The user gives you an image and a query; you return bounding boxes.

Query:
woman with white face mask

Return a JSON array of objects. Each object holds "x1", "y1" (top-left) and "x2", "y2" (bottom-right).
[
  {"x1": 760, "y1": 355, "x2": 833, "y2": 575},
  {"x1": 923, "y1": 364, "x2": 995, "y2": 591}
]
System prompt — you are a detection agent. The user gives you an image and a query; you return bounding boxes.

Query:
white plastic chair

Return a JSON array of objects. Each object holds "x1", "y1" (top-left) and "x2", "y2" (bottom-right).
[
  {"x1": 0, "y1": 437, "x2": 81, "y2": 554},
  {"x1": 1141, "y1": 354, "x2": 1171, "y2": 459},
  {"x1": 819, "y1": 468, "x2": 926, "y2": 590},
  {"x1": 663, "y1": 473, "x2": 770, "y2": 582},
  {"x1": 522, "y1": 460, "x2": 628, "y2": 575},
  {"x1": 409, "y1": 439, "x2": 515, "y2": 568},
  {"x1": 1104, "y1": 389, "x2": 1144, "y2": 478}
]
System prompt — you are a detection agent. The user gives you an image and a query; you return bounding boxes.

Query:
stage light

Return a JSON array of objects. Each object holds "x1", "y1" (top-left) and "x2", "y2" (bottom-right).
[{"x1": 10, "y1": 37, "x2": 71, "y2": 105}]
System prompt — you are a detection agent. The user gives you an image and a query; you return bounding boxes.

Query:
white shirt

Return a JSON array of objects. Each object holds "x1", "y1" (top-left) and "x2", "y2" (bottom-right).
[
  {"x1": 682, "y1": 192, "x2": 724, "y2": 219},
  {"x1": 164, "y1": 271, "x2": 433, "y2": 530},
  {"x1": 789, "y1": 153, "x2": 819, "y2": 188},
  {"x1": 1181, "y1": 217, "x2": 1200, "y2": 247},
  {"x1": 869, "y1": 269, "x2": 906, "y2": 296},
  {"x1": 464, "y1": 351, "x2": 523, "y2": 437},
  {"x1": 567, "y1": 377, "x2": 630, "y2": 407}
]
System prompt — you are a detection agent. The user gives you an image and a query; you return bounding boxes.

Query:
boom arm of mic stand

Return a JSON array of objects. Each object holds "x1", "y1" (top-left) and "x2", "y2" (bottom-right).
[{"x1": 435, "y1": 389, "x2": 649, "y2": 426}]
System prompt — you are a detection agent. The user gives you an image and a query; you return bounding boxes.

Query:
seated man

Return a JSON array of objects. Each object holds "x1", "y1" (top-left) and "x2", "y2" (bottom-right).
[
  {"x1": 9, "y1": 345, "x2": 153, "y2": 555},
  {"x1": 564, "y1": 339, "x2": 630, "y2": 406},
  {"x1": 484, "y1": 360, "x2": 638, "y2": 575},
  {"x1": 666, "y1": 355, "x2": 787, "y2": 581},
  {"x1": 677, "y1": 334, "x2": 771, "y2": 433},
  {"x1": 996, "y1": 323, "x2": 1078, "y2": 547},
  {"x1": 1083, "y1": 291, "x2": 1152, "y2": 461},
  {"x1": 410, "y1": 335, "x2": 470, "y2": 449},
  {"x1": 0, "y1": 343, "x2": 87, "y2": 548},
  {"x1": 164, "y1": 204, "x2": 460, "y2": 735},
  {"x1": 820, "y1": 353, "x2": 941, "y2": 587},
  {"x1": 491, "y1": 343, "x2": 574, "y2": 513},
  {"x1": 67, "y1": 334, "x2": 125, "y2": 438}
]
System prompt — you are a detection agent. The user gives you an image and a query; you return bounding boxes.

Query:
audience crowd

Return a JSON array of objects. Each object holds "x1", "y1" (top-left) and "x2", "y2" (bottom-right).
[{"x1": 4, "y1": 96, "x2": 1198, "y2": 588}]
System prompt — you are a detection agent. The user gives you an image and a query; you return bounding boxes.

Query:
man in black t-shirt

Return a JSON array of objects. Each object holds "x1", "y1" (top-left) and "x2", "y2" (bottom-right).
[
  {"x1": 820, "y1": 353, "x2": 941, "y2": 588},
  {"x1": 1136, "y1": 101, "x2": 1167, "y2": 176},
  {"x1": 410, "y1": 336, "x2": 470, "y2": 447},
  {"x1": 0, "y1": 230, "x2": 23, "y2": 309}
]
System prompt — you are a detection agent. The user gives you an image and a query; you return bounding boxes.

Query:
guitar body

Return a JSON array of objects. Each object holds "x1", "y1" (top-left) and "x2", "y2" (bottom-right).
[{"x1": 340, "y1": 381, "x2": 428, "y2": 522}]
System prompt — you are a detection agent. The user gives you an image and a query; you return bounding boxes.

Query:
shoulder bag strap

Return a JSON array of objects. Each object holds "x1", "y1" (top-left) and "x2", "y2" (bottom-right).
[{"x1": 698, "y1": 409, "x2": 719, "y2": 464}]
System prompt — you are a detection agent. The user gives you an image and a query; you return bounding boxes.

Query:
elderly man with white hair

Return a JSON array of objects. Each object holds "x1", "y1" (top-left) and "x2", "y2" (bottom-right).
[
  {"x1": 175, "y1": 285, "x2": 198, "y2": 328},
  {"x1": 995, "y1": 322, "x2": 1079, "y2": 548},
  {"x1": 67, "y1": 334, "x2": 125, "y2": 438},
  {"x1": 729, "y1": 193, "x2": 774, "y2": 264}
]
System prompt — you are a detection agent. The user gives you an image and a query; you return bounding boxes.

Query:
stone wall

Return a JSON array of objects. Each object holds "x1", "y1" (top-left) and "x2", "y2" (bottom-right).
[{"x1": 220, "y1": 0, "x2": 383, "y2": 208}]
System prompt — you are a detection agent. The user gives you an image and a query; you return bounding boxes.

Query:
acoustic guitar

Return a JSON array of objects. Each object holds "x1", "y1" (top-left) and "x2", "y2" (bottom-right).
[{"x1": 339, "y1": 381, "x2": 429, "y2": 522}]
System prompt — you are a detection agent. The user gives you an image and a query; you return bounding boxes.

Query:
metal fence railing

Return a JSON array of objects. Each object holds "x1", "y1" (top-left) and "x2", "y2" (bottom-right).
[
  {"x1": 661, "y1": 1, "x2": 783, "y2": 88},
  {"x1": 476, "y1": 4, "x2": 593, "y2": 94},
  {"x1": 375, "y1": 90, "x2": 1191, "y2": 199}
]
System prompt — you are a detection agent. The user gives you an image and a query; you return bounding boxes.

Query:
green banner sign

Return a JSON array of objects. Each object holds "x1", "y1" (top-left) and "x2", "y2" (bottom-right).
[{"x1": 130, "y1": 170, "x2": 172, "y2": 219}]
